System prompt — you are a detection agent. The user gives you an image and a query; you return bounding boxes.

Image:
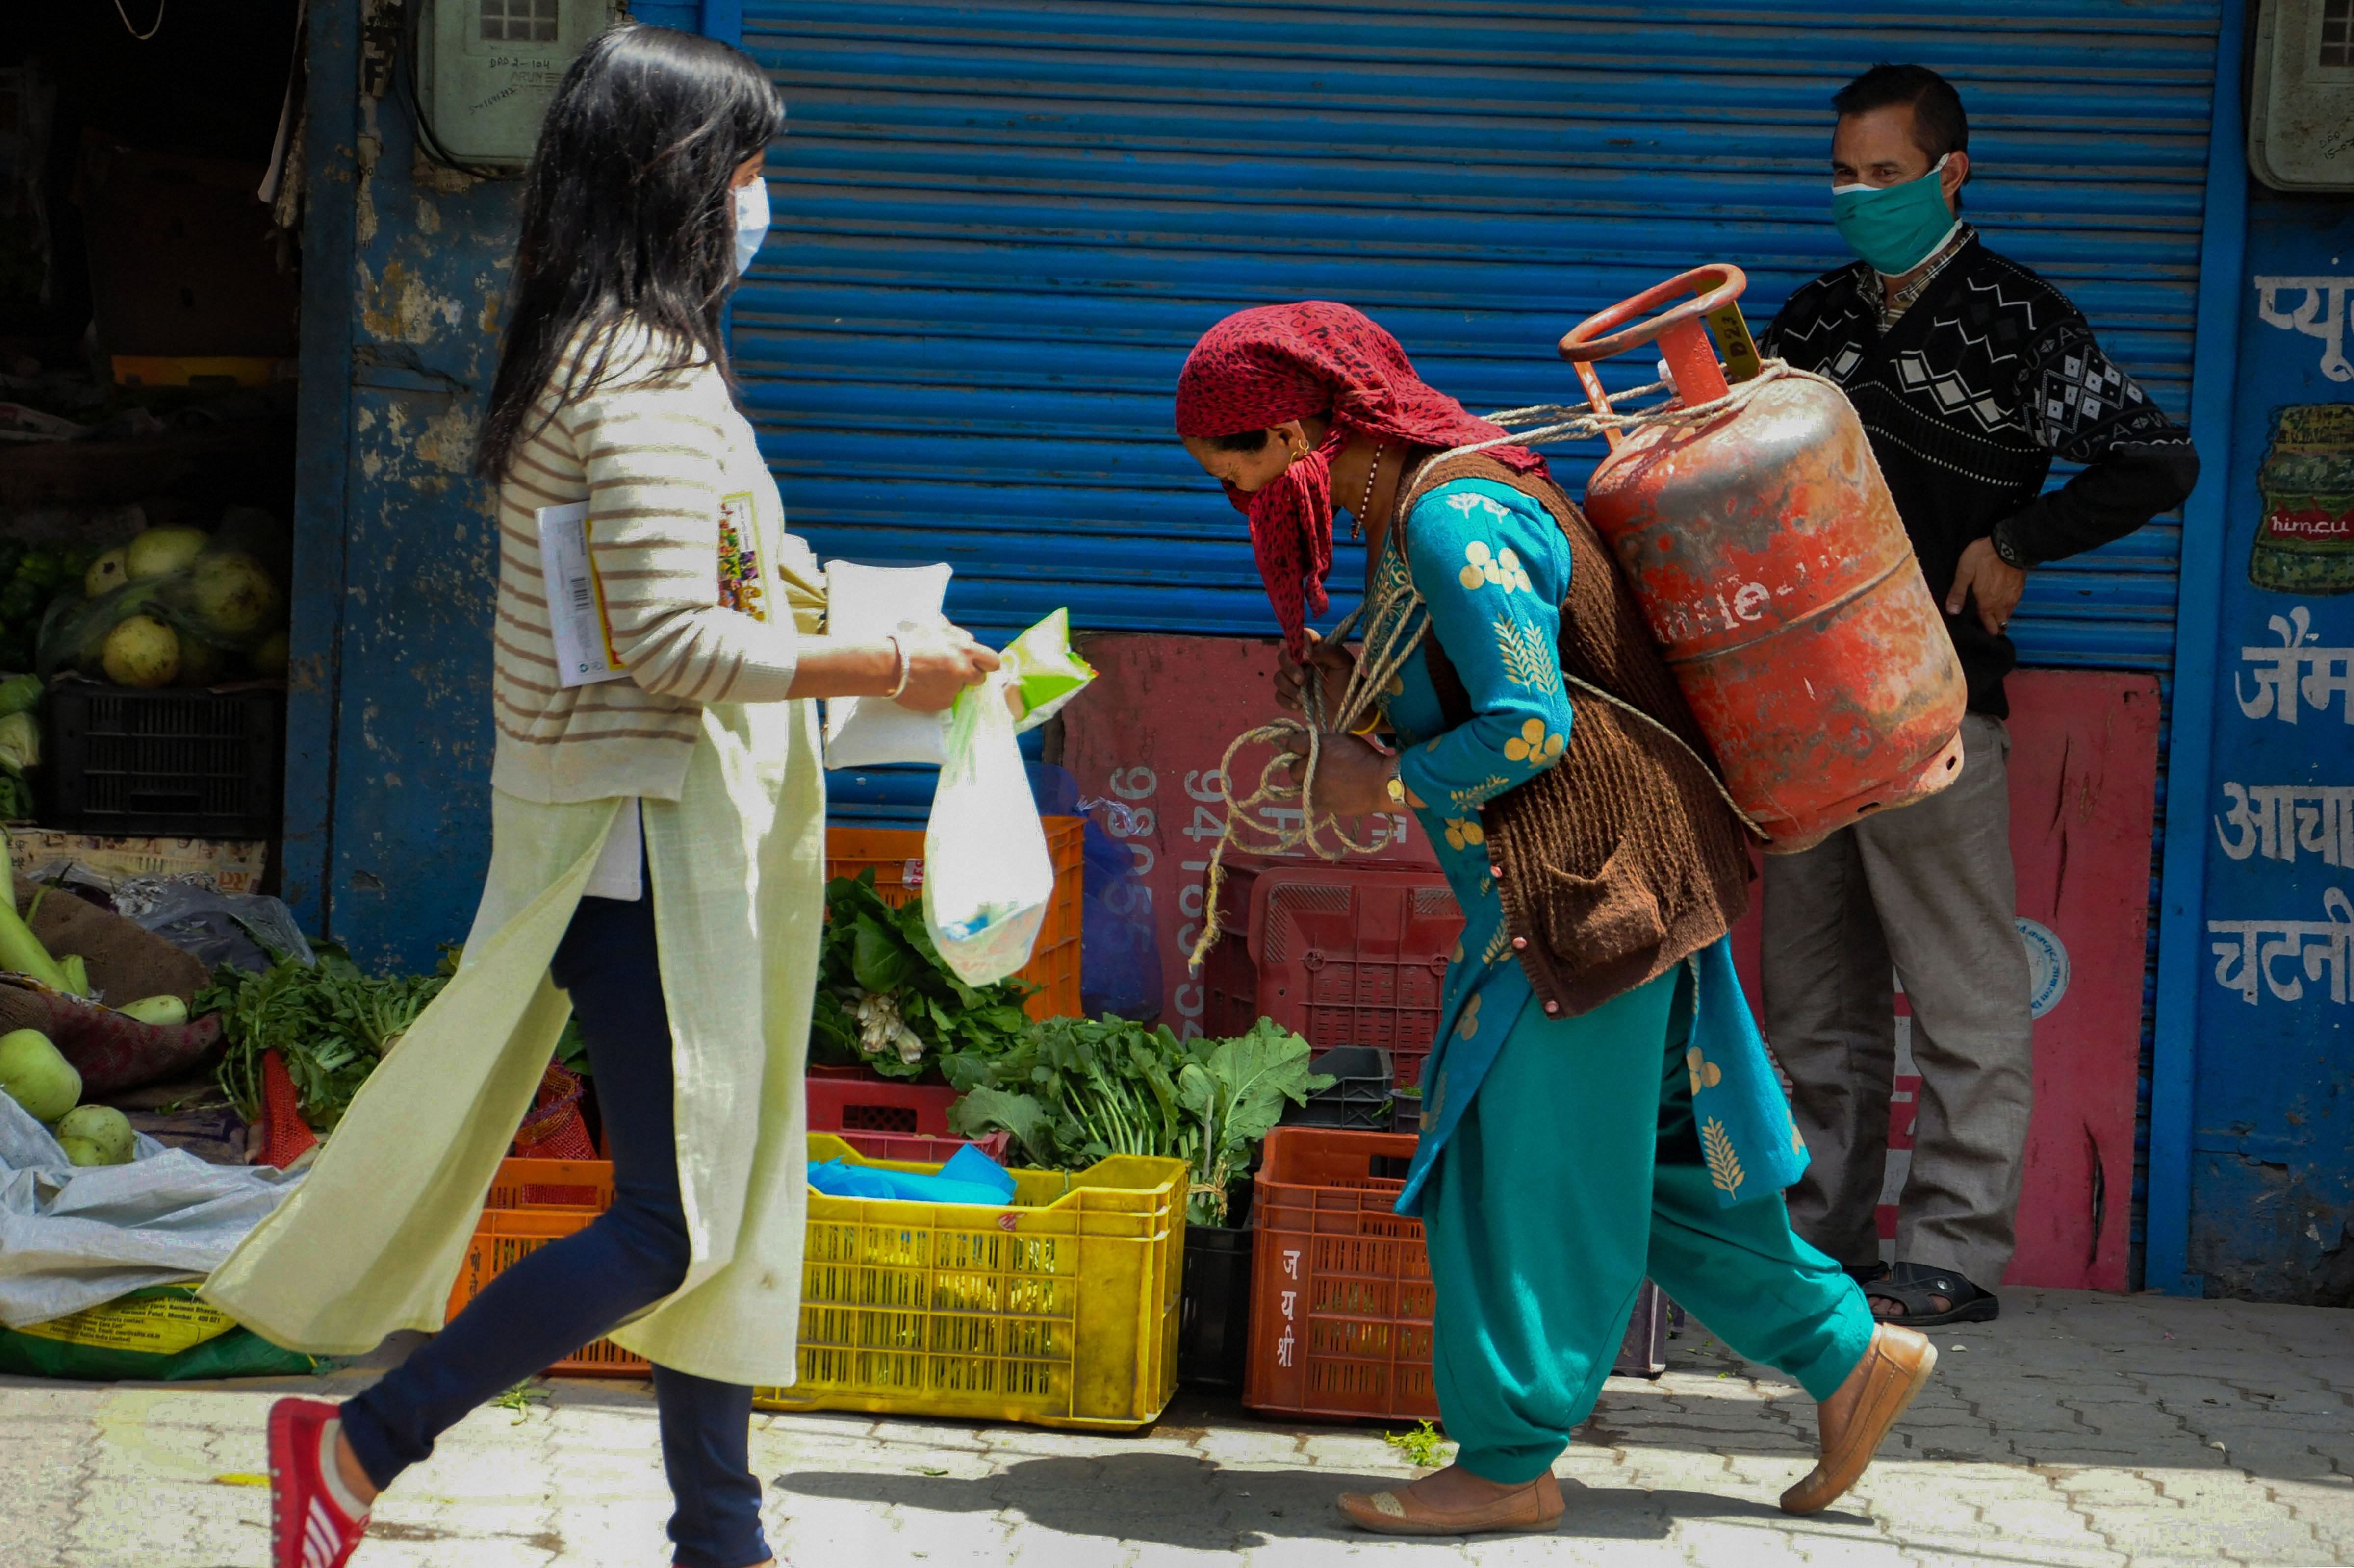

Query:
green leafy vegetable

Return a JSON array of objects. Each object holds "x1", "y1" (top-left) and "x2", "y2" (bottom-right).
[
  {"x1": 488, "y1": 1379, "x2": 546, "y2": 1424},
  {"x1": 0, "y1": 711, "x2": 38, "y2": 772},
  {"x1": 553, "y1": 1018, "x2": 590, "y2": 1077},
  {"x1": 809, "y1": 871, "x2": 1034, "y2": 1080},
  {"x1": 1384, "y1": 1420, "x2": 1454, "y2": 1468},
  {"x1": 0, "y1": 548, "x2": 95, "y2": 673},
  {"x1": 950, "y1": 1084, "x2": 1060, "y2": 1166},
  {"x1": 946, "y1": 1014, "x2": 1328, "y2": 1225},
  {"x1": 1175, "y1": 1019, "x2": 1333, "y2": 1225},
  {"x1": 200, "y1": 945, "x2": 450, "y2": 1131},
  {"x1": 0, "y1": 673, "x2": 42, "y2": 718}
]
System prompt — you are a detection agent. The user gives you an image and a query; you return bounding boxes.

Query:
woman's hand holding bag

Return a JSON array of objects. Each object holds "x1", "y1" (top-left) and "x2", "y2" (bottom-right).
[{"x1": 920, "y1": 610, "x2": 1097, "y2": 986}]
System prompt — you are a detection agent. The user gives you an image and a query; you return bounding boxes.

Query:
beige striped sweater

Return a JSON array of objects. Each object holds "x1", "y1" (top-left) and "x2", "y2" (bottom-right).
[{"x1": 490, "y1": 323, "x2": 821, "y2": 804}]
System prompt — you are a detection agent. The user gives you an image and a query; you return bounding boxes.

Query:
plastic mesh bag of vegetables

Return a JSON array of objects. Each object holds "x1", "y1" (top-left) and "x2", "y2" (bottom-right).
[
  {"x1": 37, "y1": 508, "x2": 288, "y2": 689},
  {"x1": 0, "y1": 542, "x2": 99, "y2": 674}
]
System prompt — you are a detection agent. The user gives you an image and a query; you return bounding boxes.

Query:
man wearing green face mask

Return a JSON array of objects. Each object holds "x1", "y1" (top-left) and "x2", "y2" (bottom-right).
[{"x1": 1757, "y1": 64, "x2": 2198, "y2": 1329}]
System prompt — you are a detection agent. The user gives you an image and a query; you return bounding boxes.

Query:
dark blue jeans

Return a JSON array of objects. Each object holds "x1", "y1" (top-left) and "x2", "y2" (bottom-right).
[{"x1": 342, "y1": 889, "x2": 771, "y2": 1568}]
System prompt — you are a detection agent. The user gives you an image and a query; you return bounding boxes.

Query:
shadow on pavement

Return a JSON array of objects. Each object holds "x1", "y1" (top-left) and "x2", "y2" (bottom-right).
[{"x1": 773, "y1": 1453, "x2": 1831, "y2": 1549}]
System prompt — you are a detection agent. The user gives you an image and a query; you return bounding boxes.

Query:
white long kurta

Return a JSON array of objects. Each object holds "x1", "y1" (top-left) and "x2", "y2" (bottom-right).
[{"x1": 205, "y1": 571, "x2": 827, "y2": 1390}]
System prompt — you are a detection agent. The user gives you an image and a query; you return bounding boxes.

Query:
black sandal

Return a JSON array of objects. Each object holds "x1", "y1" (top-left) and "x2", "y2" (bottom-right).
[
  {"x1": 1863, "y1": 1260, "x2": 2000, "y2": 1327},
  {"x1": 1842, "y1": 1261, "x2": 1891, "y2": 1287}
]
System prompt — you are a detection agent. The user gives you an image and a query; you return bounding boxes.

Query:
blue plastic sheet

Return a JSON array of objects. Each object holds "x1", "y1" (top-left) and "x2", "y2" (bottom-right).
[{"x1": 806, "y1": 1143, "x2": 1017, "y2": 1207}]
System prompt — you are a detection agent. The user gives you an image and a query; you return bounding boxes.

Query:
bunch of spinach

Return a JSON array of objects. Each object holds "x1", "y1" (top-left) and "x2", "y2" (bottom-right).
[
  {"x1": 944, "y1": 1015, "x2": 1328, "y2": 1226},
  {"x1": 203, "y1": 946, "x2": 449, "y2": 1131},
  {"x1": 807, "y1": 871, "x2": 1034, "y2": 1081}
]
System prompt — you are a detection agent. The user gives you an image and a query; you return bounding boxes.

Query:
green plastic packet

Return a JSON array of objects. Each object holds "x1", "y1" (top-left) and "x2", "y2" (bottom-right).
[
  {"x1": 0, "y1": 1284, "x2": 327, "y2": 1381},
  {"x1": 995, "y1": 608, "x2": 1096, "y2": 735}
]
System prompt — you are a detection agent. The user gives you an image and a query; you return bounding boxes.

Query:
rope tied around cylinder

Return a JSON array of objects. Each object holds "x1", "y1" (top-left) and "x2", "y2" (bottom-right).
[{"x1": 1184, "y1": 360, "x2": 1810, "y2": 974}]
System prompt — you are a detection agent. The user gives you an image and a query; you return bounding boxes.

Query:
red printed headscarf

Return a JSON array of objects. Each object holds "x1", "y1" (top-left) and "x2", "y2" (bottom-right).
[{"x1": 1175, "y1": 301, "x2": 1548, "y2": 658}]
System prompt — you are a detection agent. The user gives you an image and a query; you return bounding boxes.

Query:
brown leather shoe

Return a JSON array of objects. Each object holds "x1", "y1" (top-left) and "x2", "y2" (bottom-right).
[
  {"x1": 1337, "y1": 1468, "x2": 1563, "y2": 1536},
  {"x1": 1780, "y1": 1323, "x2": 1938, "y2": 1515}
]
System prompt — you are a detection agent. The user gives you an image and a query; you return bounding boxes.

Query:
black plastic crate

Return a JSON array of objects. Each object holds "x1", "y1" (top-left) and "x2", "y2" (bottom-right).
[
  {"x1": 1284, "y1": 1044, "x2": 1393, "y2": 1131},
  {"x1": 1177, "y1": 1218, "x2": 1255, "y2": 1392},
  {"x1": 44, "y1": 681, "x2": 283, "y2": 838}
]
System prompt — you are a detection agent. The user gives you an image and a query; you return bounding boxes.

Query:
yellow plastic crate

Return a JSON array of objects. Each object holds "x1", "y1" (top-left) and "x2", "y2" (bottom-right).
[{"x1": 753, "y1": 1133, "x2": 1184, "y2": 1430}]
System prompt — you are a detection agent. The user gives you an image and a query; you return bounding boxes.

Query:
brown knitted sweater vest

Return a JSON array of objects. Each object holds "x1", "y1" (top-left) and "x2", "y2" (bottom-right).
[{"x1": 1405, "y1": 452, "x2": 1752, "y2": 1019}]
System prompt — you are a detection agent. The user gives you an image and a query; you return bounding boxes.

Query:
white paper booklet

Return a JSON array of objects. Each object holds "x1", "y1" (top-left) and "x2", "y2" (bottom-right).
[
  {"x1": 537, "y1": 502, "x2": 630, "y2": 688},
  {"x1": 822, "y1": 560, "x2": 955, "y2": 768}
]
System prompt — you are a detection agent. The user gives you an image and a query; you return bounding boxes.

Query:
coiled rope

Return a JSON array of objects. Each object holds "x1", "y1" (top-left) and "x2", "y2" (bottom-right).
[{"x1": 1186, "y1": 360, "x2": 1818, "y2": 971}]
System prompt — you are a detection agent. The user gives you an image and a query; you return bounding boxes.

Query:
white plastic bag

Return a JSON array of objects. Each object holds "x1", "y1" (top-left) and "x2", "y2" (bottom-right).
[
  {"x1": 821, "y1": 560, "x2": 953, "y2": 769},
  {"x1": 921, "y1": 668, "x2": 1056, "y2": 986},
  {"x1": 0, "y1": 1091, "x2": 301, "y2": 1328}
]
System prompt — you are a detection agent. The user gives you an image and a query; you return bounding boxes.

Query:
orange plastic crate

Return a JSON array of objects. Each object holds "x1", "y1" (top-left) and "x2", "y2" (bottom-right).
[
  {"x1": 1242, "y1": 1128, "x2": 1668, "y2": 1418},
  {"x1": 1244, "y1": 1127, "x2": 1437, "y2": 1421},
  {"x1": 826, "y1": 819, "x2": 1083, "y2": 1020},
  {"x1": 450, "y1": 1159, "x2": 649, "y2": 1377}
]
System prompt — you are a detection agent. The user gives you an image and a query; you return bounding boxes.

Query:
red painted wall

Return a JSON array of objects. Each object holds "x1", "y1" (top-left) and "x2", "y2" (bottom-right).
[
  {"x1": 1062, "y1": 634, "x2": 1434, "y2": 1037},
  {"x1": 1732, "y1": 670, "x2": 2160, "y2": 1292},
  {"x1": 1066, "y1": 636, "x2": 2157, "y2": 1292}
]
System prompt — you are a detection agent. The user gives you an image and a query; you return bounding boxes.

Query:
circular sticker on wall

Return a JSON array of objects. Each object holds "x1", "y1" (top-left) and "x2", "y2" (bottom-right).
[{"x1": 2017, "y1": 917, "x2": 2070, "y2": 1019}]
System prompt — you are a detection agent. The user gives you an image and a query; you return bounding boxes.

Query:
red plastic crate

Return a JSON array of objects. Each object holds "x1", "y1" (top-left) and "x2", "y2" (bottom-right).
[
  {"x1": 826, "y1": 1125, "x2": 1011, "y2": 1164},
  {"x1": 826, "y1": 820, "x2": 1084, "y2": 1021},
  {"x1": 805, "y1": 1075, "x2": 959, "y2": 1137},
  {"x1": 1202, "y1": 859, "x2": 1464, "y2": 1090}
]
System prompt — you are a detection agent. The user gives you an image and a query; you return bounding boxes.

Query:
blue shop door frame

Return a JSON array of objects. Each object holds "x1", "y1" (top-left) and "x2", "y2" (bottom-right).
[
  {"x1": 281, "y1": 0, "x2": 707, "y2": 965},
  {"x1": 2168, "y1": 185, "x2": 2354, "y2": 1303}
]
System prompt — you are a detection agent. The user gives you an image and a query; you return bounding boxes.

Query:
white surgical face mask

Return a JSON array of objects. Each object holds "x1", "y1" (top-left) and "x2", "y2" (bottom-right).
[{"x1": 732, "y1": 178, "x2": 770, "y2": 277}]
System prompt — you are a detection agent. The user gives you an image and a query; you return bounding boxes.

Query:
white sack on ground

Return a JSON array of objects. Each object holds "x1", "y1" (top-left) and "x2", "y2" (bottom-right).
[{"x1": 0, "y1": 1092, "x2": 301, "y2": 1328}]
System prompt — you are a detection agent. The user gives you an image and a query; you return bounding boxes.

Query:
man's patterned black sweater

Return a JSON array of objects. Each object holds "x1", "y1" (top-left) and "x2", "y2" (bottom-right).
[{"x1": 1760, "y1": 235, "x2": 2199, "y2": 717}]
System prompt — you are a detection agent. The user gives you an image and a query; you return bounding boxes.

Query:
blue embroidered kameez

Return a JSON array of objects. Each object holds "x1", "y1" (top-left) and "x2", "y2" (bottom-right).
[{"x1": 1361, "y1": 474, "x2": 1873, "y2": 1482}]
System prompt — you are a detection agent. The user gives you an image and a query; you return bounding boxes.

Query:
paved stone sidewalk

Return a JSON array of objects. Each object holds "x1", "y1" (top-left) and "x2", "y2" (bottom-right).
[{"x1": 2, "y1": 1288, "x2": 2348, "y2": 1568}]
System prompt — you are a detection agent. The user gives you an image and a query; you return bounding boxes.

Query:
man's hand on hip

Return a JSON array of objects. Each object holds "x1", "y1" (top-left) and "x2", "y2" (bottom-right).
[{"x1": 1946, "y1": 536, "x2": 2026, "y2": 635}]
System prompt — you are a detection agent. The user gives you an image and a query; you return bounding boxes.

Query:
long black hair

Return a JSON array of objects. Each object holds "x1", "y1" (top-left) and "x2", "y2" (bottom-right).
[{"x1": 477, "y1": 24, "x2": 781, "y2": 480}]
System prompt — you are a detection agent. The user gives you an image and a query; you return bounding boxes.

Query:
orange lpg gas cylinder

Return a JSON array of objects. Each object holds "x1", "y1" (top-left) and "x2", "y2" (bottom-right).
[{"x1": 1559, "y1": 265, "x2": 1966, "y2": 853}]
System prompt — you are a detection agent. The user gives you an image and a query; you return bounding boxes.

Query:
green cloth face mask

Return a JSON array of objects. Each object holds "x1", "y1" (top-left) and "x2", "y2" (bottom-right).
[{"x1": 1832, "y1": 154, "x2": 1960, "y2": 277}]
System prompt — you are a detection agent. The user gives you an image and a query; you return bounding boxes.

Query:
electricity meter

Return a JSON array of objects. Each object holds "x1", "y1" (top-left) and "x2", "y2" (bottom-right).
[
  {"x1": 415, "y1": 0, "x2": 624, "y2": 168},
  {"x1": 2250, "y1": 0, "x2": 2354, "y2": 192}
]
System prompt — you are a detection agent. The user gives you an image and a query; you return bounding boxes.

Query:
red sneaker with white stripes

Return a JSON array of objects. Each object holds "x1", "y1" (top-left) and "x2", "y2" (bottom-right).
[{"x1": 267, "y1": 1397, "x2": 370, "y2": 1568}]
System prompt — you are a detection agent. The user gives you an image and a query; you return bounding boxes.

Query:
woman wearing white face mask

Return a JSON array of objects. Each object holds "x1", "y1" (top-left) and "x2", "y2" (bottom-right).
[{"x1": 203, "y1": 26, "x2": 998, "y2": 1568}]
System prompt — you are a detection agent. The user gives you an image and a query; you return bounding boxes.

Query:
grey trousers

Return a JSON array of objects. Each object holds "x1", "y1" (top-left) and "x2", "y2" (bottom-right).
[{"x1": 1760, "y1": 713, "x2": 2035, "y2": 1289}]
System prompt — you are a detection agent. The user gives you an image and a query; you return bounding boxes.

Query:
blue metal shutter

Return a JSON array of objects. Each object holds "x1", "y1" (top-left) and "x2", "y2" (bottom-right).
[
  {"x1": 732, "y1": 0, "x2": 2216, "y2": 670},
  {"x1": 728, "y1": 1, "x2": 2220, "y2": 1275}
]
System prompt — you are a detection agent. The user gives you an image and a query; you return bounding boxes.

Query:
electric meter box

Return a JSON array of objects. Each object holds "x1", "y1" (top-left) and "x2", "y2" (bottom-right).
[
  {"x1": 416, "y1": 0, "x2": 623, "y2": 168},
  {"x1": 2250, "y1": 0, "x2": 2354, "y2": 192}
]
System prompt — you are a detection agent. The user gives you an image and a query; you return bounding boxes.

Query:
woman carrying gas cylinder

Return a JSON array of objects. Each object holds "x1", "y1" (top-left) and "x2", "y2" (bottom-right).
[{"x1": 1175, "y1": 303, "x2": 1934, "y2": 1535}]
